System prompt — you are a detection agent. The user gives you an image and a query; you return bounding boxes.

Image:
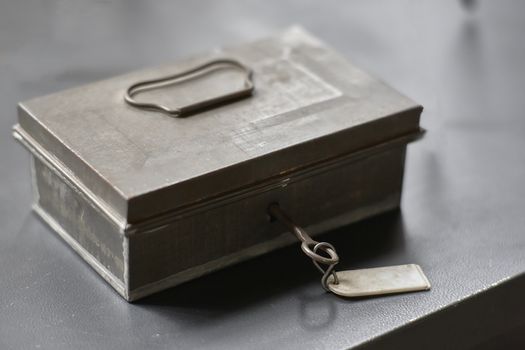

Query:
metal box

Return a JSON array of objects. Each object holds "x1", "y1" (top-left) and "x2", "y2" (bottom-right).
[{"x1": 13, "y1": 27, "x2": 423, "y2": 301}]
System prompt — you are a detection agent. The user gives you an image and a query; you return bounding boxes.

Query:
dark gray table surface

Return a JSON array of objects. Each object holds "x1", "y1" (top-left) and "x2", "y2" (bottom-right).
[{"x1": 1, "y1": 1, "x2": 525, "y2": 349}]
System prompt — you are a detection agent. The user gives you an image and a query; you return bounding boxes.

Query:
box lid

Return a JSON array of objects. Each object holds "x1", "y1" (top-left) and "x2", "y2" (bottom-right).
[{"x1": 15, "y1": 27, "x2": 422, "y2": 224}]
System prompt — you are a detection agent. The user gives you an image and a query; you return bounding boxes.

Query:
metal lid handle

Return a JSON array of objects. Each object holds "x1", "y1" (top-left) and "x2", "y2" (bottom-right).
[{"x1": 124, "y1": 58, "x2": 254, "y2": 117}]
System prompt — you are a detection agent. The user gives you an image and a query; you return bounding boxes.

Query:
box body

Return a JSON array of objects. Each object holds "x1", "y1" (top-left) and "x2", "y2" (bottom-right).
[
  {"x1": 24, "y1": 136, "x2": 410, "y2": 301},
  {"x1": 14, "y1": 27, "x2": 423, "y2": 301}
]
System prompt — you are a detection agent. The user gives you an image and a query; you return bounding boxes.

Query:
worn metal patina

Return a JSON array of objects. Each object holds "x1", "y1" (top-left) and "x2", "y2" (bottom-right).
[{"x1": 13, "y1": 27, "x2": 422, "y2": 301}]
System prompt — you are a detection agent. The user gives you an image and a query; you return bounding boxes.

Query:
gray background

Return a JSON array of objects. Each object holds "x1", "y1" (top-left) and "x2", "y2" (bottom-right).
[{"x1": 1, "y1": 1, "x2": 525, "y2": 349}]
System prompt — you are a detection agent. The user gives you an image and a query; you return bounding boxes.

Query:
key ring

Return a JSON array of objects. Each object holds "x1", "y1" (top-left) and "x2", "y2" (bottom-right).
[
  {"x1": 124, "y1": 58, "x2": 254, "y2": 117},
  {"x1": 268, "y1": 203, "x2": 339, "y2": 291}
]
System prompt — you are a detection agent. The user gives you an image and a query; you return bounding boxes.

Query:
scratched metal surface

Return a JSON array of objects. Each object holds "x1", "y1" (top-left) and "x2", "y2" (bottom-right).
[
  {"x1": 16, "y1": 27, "x2": 420, "y2": 221},
  {"x1": 1, "y1": 1, "x2": 525, "y2": 349}
]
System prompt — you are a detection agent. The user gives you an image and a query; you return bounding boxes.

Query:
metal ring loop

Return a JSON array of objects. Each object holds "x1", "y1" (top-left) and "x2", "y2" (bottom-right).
[
  {"x1": 124, "y1": 58, "x2": 254, "y2": 117},
  {"x1": 313, "y1": 243, "x2": 340, "y2": 291},
  {"x1": 301, "y1": 241, "x2": 339, "y2": 266}
]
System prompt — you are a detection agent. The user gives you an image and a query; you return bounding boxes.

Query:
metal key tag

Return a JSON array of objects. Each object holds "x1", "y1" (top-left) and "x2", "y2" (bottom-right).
[
  {"x1": 326, "y1": 264, "x2": 430, "y2": 297},
  {"x1": 268, "y1": 204, "x2": 431, "y2": 298}
]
